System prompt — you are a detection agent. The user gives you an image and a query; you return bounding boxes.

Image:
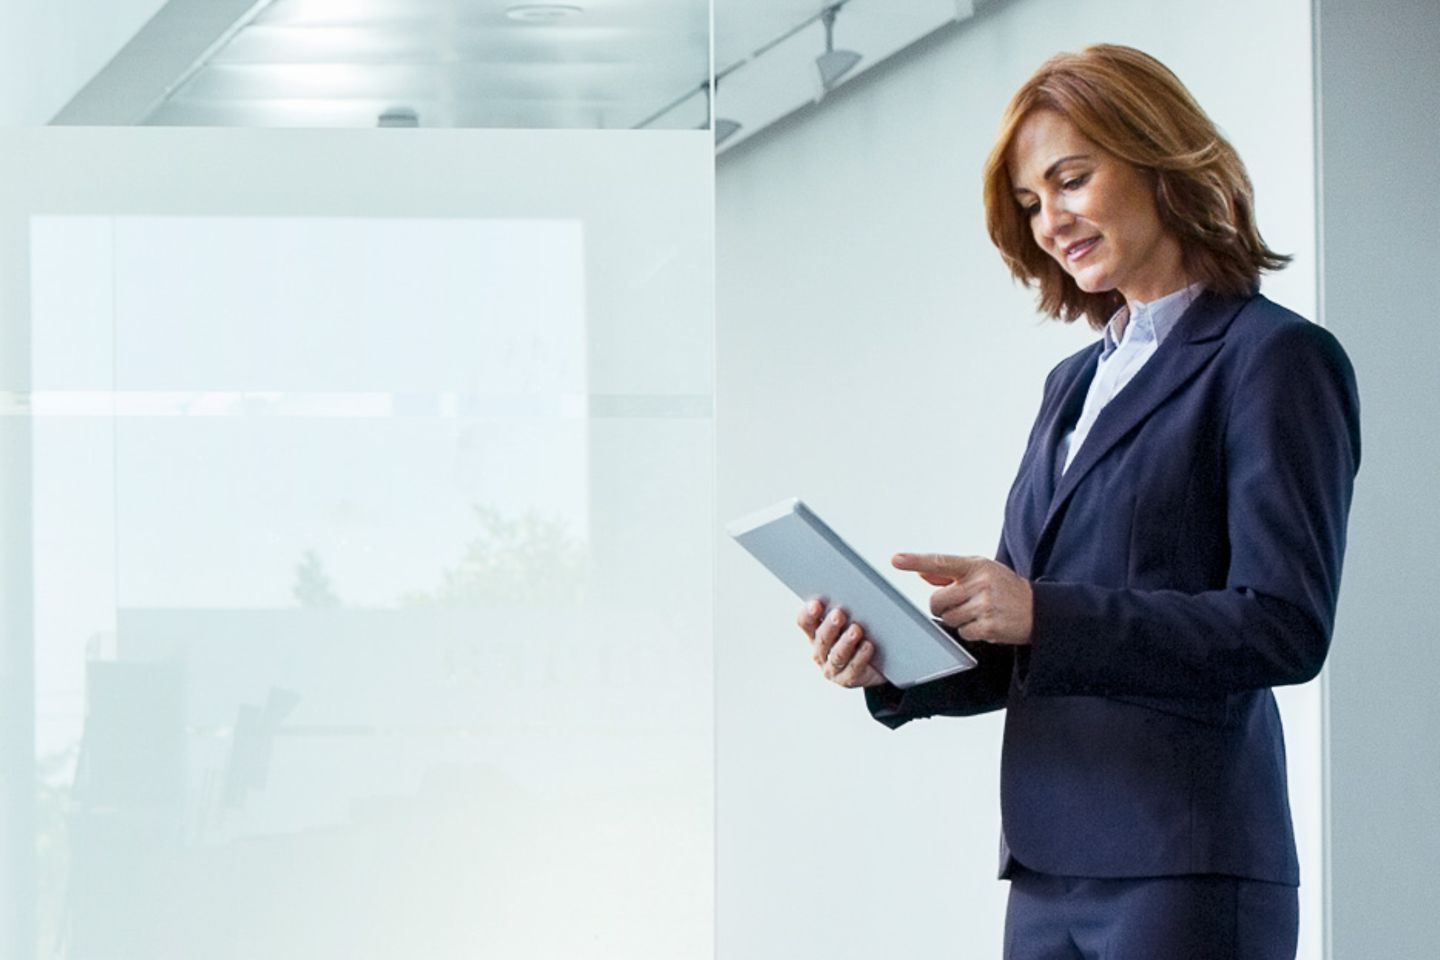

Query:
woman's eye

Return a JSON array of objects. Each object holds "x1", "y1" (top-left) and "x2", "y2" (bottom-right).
[
  {"x1": 1024, "y1": 203, "x2": 1041, "y2": 217},
  {"x1": 1062, "y1": 174, "x2": 1090, "y2": 190}
]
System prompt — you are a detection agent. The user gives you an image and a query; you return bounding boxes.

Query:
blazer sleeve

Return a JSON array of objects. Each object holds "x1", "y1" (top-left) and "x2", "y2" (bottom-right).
[
  {"x1": 1023, "y1": 320, "x2": 1361, "y2": 699},
  {"x1": 864, "y1": 536, "x2": 1016, "y2": 729}
]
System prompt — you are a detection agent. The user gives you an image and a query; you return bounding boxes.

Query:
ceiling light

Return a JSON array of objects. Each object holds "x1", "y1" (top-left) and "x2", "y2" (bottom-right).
[
  {"x1": 814, "y1": 6, "x2": 862, "y2": 97},
  {"x1": 378, "y1": 106, "x2": 419, "y2": 128},
  {"x1": 505, "y1": 3, "x2": 584, "y2": 22},
  {"x1": 701, "y1": 79, "x2": 741, "y2": 146}
]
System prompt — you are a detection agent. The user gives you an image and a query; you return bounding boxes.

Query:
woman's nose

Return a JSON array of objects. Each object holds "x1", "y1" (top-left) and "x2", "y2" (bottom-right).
[{"x1": 1038, "y1": 199, "x2": 1073, "y2": 240}]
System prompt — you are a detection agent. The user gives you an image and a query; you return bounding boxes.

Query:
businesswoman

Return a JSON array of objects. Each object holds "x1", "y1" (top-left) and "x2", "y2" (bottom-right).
[{"x1": 797, "y1": 45, "x2": 1359, "y2": 959}]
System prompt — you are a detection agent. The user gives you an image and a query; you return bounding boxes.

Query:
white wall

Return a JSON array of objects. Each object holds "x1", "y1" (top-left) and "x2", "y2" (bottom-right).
[
  {"x1": 716, "y1": 0, "x2": 1318, "y2": 957},
  {"x1": 1316, "y1": 0, "x2": 1440, "y2": 956},
  {"x1": 0, "y1": 0, "x2": 167, "y2": 124}
]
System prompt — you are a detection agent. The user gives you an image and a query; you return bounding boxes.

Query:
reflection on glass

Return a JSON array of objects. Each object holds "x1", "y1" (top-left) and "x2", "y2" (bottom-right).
[{"x1": 30, "y1": 216, "x2": 712, "y2": 958}]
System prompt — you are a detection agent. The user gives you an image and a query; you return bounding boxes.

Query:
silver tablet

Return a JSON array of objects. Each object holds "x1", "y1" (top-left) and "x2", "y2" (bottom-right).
[{"x1": 727, "y1": 498, "x2": 977, "y2": 688}]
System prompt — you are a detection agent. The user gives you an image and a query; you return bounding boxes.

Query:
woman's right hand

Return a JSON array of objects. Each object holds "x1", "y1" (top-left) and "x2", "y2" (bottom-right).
[{"x1": 796, "y1": 599, "x2": 887, "y2": 689}]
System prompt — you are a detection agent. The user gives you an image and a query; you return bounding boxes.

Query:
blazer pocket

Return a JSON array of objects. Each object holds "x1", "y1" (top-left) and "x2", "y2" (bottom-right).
[{"x1": 1105, "y1": 692, "x2": 1230, "y2": 727}]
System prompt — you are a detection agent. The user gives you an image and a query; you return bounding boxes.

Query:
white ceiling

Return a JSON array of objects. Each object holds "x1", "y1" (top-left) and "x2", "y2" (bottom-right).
[
  {"x1": 717, "y1": 1, "x2": 831, "y2": 68},
  {"x1": 714, "y1": 0, "x2": 973, "y2": 153},
  {"x1": 53, "y1": 0, "x2": 977, "y2": 142}
]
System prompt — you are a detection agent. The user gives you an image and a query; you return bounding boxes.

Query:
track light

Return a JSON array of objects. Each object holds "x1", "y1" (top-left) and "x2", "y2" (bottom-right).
[
  {"x1": 697, "y1": 79, "x2": 742, "y2": 147},
  {"x1": 814, "y1": 5, "x2": 862, "y2": 97}
]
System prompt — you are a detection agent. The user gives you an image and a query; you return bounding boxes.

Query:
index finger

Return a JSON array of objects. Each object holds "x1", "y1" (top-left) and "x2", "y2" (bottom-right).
[{"x1": 892, "y1": 552, "x2": 984, "y2": 577}]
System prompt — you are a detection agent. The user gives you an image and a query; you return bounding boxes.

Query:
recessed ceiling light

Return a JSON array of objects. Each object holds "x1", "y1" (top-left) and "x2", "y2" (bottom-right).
[{"x1": 506, "y1": 3, "x2": 584, "y2": 22}]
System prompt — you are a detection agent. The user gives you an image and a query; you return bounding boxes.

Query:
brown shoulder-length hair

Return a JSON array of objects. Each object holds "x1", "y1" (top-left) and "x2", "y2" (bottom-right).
[{"x1": 981, "y1": 44, "x2": 1289, "y2": 329}]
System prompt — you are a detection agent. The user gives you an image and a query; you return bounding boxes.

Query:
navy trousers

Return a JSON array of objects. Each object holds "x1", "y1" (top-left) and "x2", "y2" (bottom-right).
[{"x1": 1004, "y1": 865, "x2": 1299, "y2": 960}]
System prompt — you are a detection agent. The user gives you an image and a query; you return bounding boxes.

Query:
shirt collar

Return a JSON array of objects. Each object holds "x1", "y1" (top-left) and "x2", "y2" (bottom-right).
[{"x1": 1100, "y1": 281, "x2": 1206, "y2": 358}]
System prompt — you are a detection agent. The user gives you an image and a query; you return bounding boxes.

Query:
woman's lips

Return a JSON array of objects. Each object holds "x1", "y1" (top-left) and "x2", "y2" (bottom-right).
[{"x1": 1065, "y1": 237, "x2": 1100, "y2": 262}]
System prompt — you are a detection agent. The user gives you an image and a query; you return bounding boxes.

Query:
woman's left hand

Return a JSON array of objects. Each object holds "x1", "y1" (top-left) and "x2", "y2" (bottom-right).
[{"x1": 892, "y1": 553, "x2": 1034, "y2": 645}]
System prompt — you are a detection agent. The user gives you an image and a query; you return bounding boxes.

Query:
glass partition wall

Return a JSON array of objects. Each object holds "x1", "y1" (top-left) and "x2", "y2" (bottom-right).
[{"x1": 1, "y1": 128, "x2": 713, "y2": 959}]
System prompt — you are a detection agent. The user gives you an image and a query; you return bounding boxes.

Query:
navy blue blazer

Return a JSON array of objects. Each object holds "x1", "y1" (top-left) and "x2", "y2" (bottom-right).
[{"x1": 866, "y1": 291, "x2": 1360, "y2": 885}]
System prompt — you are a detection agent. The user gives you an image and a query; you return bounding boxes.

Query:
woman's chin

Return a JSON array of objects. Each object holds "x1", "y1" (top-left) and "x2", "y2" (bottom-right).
[{"x1": 1070, "y1": 275, "x2": 1113, "y2": 295}]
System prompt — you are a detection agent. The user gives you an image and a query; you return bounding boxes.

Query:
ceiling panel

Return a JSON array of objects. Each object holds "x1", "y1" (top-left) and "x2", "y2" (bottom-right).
[
  {"x1": 56, "y1": 0, "x2": 982, "y2": 142},
  {"x1": 143, "y1": 0, "x2": 709, "y2": 129}
]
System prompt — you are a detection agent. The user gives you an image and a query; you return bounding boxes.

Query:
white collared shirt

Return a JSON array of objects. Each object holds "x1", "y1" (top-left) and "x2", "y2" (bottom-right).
[{"x1": 1058, "y1": 281, "x2": 1206, "y2": 475}]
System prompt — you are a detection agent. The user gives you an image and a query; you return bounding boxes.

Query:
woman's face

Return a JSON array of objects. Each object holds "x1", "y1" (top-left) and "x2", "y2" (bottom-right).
[{"x1": 1007, "y1": 109, "x2": 1187, "y2": 305}]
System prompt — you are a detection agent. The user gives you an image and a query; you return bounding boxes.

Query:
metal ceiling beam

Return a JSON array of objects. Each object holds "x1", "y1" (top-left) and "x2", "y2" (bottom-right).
[{"x1": 52, "y1": 0, "x2": 268, "y2": 125}]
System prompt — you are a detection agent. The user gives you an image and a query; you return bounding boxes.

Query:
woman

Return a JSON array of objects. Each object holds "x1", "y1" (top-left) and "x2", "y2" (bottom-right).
[{"x1": 797, "y1": 45, "x2": 1359, "y2": 959}]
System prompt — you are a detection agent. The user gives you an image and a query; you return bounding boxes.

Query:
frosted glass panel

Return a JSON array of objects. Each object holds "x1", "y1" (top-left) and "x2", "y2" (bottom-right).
[
  {"x1": 29, "y1": 213, "x2": 711, "y2": 958},
  {"x1": 35, "y1": 216, "x2": 587, "y2": 392}
]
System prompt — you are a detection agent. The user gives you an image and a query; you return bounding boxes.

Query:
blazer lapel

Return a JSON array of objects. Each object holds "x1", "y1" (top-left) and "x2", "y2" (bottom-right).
[
  {"x1": 1031, "y1": 291, "x2": 1250, "y2": 571},
  {"x1": 1036, "y1": 349, "x2": 1098, "y2": 503},
  {"x1": 1005, "y1": 346, "x2": 1097, "y2": 577}
]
